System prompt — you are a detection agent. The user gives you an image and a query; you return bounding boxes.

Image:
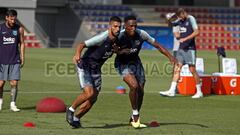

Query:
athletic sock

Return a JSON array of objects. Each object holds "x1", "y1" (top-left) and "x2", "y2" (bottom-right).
[
  {"x1": 169, "y1": 82, "x2": 177, "y2": 93},
  {"x1": 73, "y1": 116, "x2": 79, "y2": 121},
  {"x1": 11, "y1": 88, "x2": 18, "y2": 102},
  {"x1": 0, "y1": 98, "x2": 2, "y2": 106},
  {"x1": 196, "y1": 84, "x2": 202, "y2": 94},
  {"x1": 132, "y1": 109, "x2": 139, "y2": 116},
  {"x1": 69, "y1": 106, "x2": 75, "y2": 112},
  {"x1": 10, "y1": 101, "x2": 16, "y2": 107}
]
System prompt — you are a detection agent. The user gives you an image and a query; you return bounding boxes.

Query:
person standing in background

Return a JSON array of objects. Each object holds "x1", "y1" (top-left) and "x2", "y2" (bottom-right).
[{"x1": 0, "y1": 9, "x2": 25, "y2": 112}]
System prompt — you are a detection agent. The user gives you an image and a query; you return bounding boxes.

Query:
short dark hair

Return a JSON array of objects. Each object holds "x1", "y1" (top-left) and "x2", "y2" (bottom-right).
[
  {"x1": 176, "y1": 8, "x2": 186, "y2": 16},
  {"x1": 109, "y1": 16, "x2": 122, "y2": 23},
  {"x1": 6, "y1": 9, "x2": 18, "y2": 17},
  {"x1": 124, "y1": 15, "x2": 136, "y2": 22}
]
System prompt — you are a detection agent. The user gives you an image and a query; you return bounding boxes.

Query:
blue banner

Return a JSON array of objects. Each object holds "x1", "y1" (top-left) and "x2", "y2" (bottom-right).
[{"x1": 138, "y1": 26, "x2": 173, "y2": 50}]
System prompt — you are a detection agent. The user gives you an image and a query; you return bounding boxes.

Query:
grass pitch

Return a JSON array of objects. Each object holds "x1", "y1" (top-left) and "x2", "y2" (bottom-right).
[{"x1": 0, "y1": 48, "x2": 239, "y2": 135}]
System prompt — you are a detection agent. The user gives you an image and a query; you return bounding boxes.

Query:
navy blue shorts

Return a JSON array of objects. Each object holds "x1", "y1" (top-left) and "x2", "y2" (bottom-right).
[
  {"x1": 76, "y1": 66, "x2": 102, "y2": 92},
  {"x1": 115, "y1": 61, "x2": 146, "y2": 85}
]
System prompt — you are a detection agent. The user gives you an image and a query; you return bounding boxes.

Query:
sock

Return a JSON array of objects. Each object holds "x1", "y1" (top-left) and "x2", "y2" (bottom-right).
[
  {"x1": 10, "y1": 101, "x2": 16, "y2": 107},
  {"x1": 132, "y1": 109, "x2": 139, "y2": 116},
  {"x1": 11, "y1": 88, "x2": 18, "y2": 102},
  {"x1": 69, "y1": 106, "x2": 75, "y2": 112},
  {"x1": 73, "y1": 116, "x2": 80, "y2": 121},
  {"x1": 0, "y1": 98, "x2": 2, "y2": 105},
  {"x1": 169, "y1": 82, "x2": 177, "y2": 93},
  {"x1": 196, "y1": 84, "x2": 202, "y2": 93}
]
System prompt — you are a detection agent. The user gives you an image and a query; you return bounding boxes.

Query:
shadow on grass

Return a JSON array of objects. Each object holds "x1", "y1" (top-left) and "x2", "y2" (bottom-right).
[
  {"x1": 21, "y1": 106, "x2": 36, "y2": 110},
  {"x1": 83, "y1": 122, "x2": 208, "y2": 129},
  {"x1": 160, "y1": 122, "x2": 209, "y2": 128},
  {"x1": 83, "y1": 123, "x2": 130, "y2": 129}
]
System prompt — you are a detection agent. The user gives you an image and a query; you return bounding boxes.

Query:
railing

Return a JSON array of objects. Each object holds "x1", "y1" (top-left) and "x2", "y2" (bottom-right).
[
  {"x1": 34, "y1": 21, "x2": 50, "y2": 48},
  {"x1": 57, "y1": 38, "x2": 75, "y2": 48}
]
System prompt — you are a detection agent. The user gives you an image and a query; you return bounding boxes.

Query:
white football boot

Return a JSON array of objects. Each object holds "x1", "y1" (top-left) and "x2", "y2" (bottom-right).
[
  {"x1": 159, "y1": 90, "x2": 175, "y2": 97},
  {"x1": 10, "y1": 102, "x2": 20, "y2": 112},
  {"x1": 192, "y1": 92, "x2": 203, "y2": 99}
]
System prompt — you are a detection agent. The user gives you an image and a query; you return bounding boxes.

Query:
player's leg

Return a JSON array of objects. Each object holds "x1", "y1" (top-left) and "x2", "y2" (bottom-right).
[
  {"x1": 75, "y1": 95, "x2": 98, "y2": 119},
  {"x1": 0, "y1": 81, "x2": 5, "y2": 111},
  {"x1": 71, "y1": 69, "x2": 101, "y2": 112},
  {"x1": 187, "y1": 50, "x2": 203, "y2": 98},
  {"x1": 124, "y1": 74, "x2": 139, "y2": 117},
  {"x1": 71, "y1": 86, "x2": 97, "y2": 110},
  {"x1": 67, "y1": 86, "x2": 98, "y2": 128},
  {"x1": 135, "y1": 63, "x2": 146, "y2": 112},
  {"x1": 0, "y1": 81, "x2": 5, "y2": 98},
  {"x1": 66, "y1": 66, "x2": 101, "y2": 128},
  {"x1": 137, "y1": 82, "x2": 144, "y2": 112},
  {"x1": 66, "y1": 86, "x2": 96, "y2": 128},
  {"x1": 160, "y1": 50, "x2": 183, "y2": 97},
  {"x1": 115, "y1": 62, "x2": 144, "y2": 128},
  {"x1": 72, "y1": 73, "x2": 101, "y2": 128},
  {"x1": 189, "y1": 65, "x2": 203, "y2": 98},
  {"x1": 9, "y1": 80, "x2": 20, "y2": 112},
  {"x1": 132, "y1": 68, "x2": 148, "y2": 129},
  {"x1": 0, "y1": 64, "x2": 6, "y2": 110},
  {"x1": 9, "y1": 64, "x2": 21, "y2": 112}
]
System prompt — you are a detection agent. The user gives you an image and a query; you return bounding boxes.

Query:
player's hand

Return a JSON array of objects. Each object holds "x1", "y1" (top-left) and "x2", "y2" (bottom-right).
[
  {"x1": 169, "y1": 56, "x2": 178, "y2": 65},
  {"x1": 73, "y1": 54, "x2": 80, "y2": 64},
  {"x1": 112, "y1": 43, "x2": 120, "y2": 53},
  {"x1": 20, "y1": 57, "x2": 24, "y2": 68},
  {"x1": 179, "y1": 38, "x2": 187, "y2": 43},
  {"x1": 118, "y1": 48, "x2": 131, "y2": 55}
]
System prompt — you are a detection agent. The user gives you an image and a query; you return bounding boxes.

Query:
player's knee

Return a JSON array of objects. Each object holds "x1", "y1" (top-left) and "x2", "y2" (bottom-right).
[
  {"x1": 138, "y1": 84, "x2": 144, "y2": 93},
  {"x1": 9, "y1": 80, "x2": 18, "y2": 87},
  {"x1": 174, "y1": 64, "x2": 182, "y2": 73},
  {"x1": 129, "y1": 83, "x2": 139, "y2": 91},
  {"x1": 86, "y1": 90, "x2": 98, "y2": 100},
  {"x1": 189, "y1": 66, "x2": 196, "y2": 73},
  {"x1": 138, "y1": 89, "x2": 144, "y2": 96},
  {"x1": 0, "y1": 81, "x2": 5, "y2": 88}
]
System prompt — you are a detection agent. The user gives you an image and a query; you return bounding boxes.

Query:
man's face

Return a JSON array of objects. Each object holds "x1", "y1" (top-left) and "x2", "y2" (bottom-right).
[
  {"x1": 124, "y1": 19, "x2": 137, "y2": 37},
  {"x1": 110, "y1": 21, "x2": 121, "y2": 37},
  {"x1": 178, "y1": 12, "x2": 187, "y2": 21},
  {"x1": 6, "y1": 15, "x2": 17, "y2": 27}
]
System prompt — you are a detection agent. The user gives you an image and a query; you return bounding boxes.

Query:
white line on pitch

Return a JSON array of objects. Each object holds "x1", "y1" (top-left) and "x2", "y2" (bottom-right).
[{"x1": 18, "y1": 91, "x2": 158, "y2": 94}]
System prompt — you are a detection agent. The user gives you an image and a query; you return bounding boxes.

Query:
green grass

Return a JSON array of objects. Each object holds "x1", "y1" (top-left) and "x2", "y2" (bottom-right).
[{"x1": 0, "y1": 48, "x2": 240, "y2": 135}]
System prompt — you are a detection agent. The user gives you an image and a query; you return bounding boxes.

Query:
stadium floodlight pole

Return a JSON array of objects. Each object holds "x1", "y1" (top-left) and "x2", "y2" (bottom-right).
[{"x1": 217, "y1": 46, "x2": 226, "y2": 72}]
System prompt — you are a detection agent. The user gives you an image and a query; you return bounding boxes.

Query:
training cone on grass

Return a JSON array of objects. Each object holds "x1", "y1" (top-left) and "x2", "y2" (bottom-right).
[
  {"x1": 116, "y1": 86, "x2": 126, "y2": 94},
  {"x1": 23, "y1": 122, "x2": 35, "y2": 128},
  {"x1": 36, "y1": 97, "x2": 66, "y2": 113}
]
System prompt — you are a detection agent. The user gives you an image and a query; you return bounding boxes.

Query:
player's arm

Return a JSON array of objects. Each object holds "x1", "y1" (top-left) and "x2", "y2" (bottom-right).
[
  {"x1": 173, "y1": 32, "x2": 180, "y2": 39},
  {"x1": 173, "y1": 26, "x2": 180, "y2": 39},
  {"x1": 73, "y1": 32, "x2": 106, "y2": 64},
  {"x1": 73, "y1": 42, "x2": 86, "y2": 64},
  {"x1": 112, "y1": 43, "x2": 132, "y2": 55},
  {"x1": 141, "y1": 30, "x2": 177, "y2": 64},
  {"x1": 19, "y1": 27, "x2": 25, "y2": 68},
  {"x1": 179, "y1": 16, "x2": 199, "y2": 43}
]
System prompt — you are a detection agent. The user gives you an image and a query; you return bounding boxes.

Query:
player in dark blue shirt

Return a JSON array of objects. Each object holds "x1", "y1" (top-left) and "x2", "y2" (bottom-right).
[
  {"x1": 115, "y1": 16, "x2": 177, "y2": 128},
  {"x1": 66, "y1": 16, "x2": 122, "y2": 128},
  {"x1": 0, "y1": 9, "x2": 25, "y2": 112},
  {"x1": 160, "y1": 8, "x2": 203, "y2": 99}
]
